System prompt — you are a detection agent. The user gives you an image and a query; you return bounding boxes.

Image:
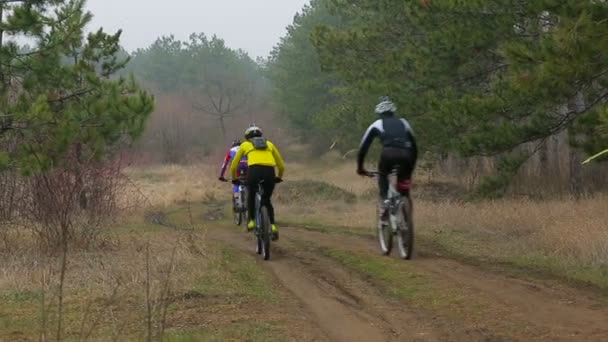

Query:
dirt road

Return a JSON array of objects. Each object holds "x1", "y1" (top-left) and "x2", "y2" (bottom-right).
[{"x1": 210, "y1": 225, "x2": 608, "y2": 342}]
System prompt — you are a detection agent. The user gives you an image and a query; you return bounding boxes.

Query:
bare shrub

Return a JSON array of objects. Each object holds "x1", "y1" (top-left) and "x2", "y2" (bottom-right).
[
  {"x1": 0, "y1": 168, "x2": 19, "y2": 223},
  {"x1": 0, "y1": 150, "x2": 136, "y2": 252}
]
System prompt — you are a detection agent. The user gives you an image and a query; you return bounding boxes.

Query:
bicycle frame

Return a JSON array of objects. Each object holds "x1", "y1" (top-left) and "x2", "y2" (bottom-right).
[
  {"x1": 237, "y1": 174, "x2": 248, "y2": 211},
  {"x1": 254, "y1": 183, "x2": 264, "y2": 228},
  {"x1": 253, "y1": 180, "x2": 273, "y2": 260},
  {"x1": 241, "y1": 177, "x2": 280, "y2": 261},
  {"x1": 386, "y1": 183, "x2": 402, "y2": 232},
  {"x1": 366, "y1": 170, "x2": 415, "y2": 259}
]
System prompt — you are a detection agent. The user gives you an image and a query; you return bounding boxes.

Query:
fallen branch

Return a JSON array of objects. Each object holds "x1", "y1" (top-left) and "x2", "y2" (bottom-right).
[
  {"x1": 582, "y1": 149, "x2": 608, "y2": 164},
  {"x1": 342, "y1": 149, "x2": 358, "y2": 159}
]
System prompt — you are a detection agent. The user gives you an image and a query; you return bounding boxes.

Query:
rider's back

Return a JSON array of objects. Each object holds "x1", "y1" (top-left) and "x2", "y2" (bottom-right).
[
  {"x1": 239, "y1": 140, "x2": 282, "y2": 168},
  {"x1": 361, "y1": 116, "x2": 415, "y2": 150},
  {"x1": 229, "y1": 146, "x2": 247, "y2": 162}
]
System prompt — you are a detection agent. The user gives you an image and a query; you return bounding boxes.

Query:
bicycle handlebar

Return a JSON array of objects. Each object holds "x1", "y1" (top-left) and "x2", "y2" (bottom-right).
[
  {"x1": 362, "y1": 171, "x2": 380, "y2": 178},
  {"x1": 232, "y1": 177, "x2": 283, "y2": 185},
  {"x1": 361, "y1": 171, "x2": 399, "y2": 178}
]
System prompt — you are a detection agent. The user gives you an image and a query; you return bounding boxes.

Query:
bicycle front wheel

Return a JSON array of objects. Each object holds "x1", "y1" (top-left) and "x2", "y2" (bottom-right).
[
  {"x1": 231, "y1": 195, "x2": 241, "y2": 226},
  {"x1": 377, "y1": 204, "x2": 392, "y2": 256},
  {"x1": 396, "y1": 198, "x2": 414, "y2": 260},
  {"x1": 234, "y1": 206, "x2": 243, "y2": 226},
  {"x1": 259, "y1": 206, "x2": 271, "y2": 260}
]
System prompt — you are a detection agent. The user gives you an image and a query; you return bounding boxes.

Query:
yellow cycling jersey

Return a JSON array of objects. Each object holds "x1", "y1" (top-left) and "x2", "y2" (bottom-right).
[{"x1": 230, "y1": 139, "x2": 285, "y2": 179}]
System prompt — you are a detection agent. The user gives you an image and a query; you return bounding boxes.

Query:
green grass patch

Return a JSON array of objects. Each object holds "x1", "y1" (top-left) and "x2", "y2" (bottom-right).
[
  {"x1": 0, "y1": 289, "x2": 42, "y2": 303},
  {"x1": 0, "y1": 299, "x2": 40, "y2": 337},
  {"x1": 195, "y1": 244, "x2": 276, "y2": 302},
  {"x1": 510, "y1": 254, "x2": 608, "y2": 291},
  {"x1": 165, "y1": 322, "x2": 282, "y2": 342},
  {"x1": 276, "y1": 180, "x2": 357, "y2": 204},
  {"x1": 280, "y1": 219, "x2": 372, "y2": 238},
  {"x1": 323, "y1": 247, "x2": 424, "y2": 300},
  {"x1": 314, "y1": 243, "x2": 531, "y2": 336},
  {"x1": 283, "y1": 217, "x2": 608, "y2": 296},
  {"x1": 315, "y1": 245, "x2": 467, "y2": 311},
  {"x1": 419, "y1": 229, "x2": 608, "y2": 296}
]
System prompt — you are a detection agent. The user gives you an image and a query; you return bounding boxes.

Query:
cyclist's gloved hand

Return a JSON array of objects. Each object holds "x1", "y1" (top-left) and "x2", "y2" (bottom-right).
[
  {"x1": 219, "y1": 176, "x2": 228, "y2": 182},
  {"x1": 275, "y1": 177, "x2": 283, "y2": 184}
]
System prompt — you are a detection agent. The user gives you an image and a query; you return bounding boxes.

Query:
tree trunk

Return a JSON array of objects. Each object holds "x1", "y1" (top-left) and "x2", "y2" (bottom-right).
[
  {"x1": 568, "y1": 145, "x2": 583, "y2": 200},
  {"x1": 567, "y1": 94, "x2": 585, "y2": 200},
  {"x1": 219, "y1": 116, "x2": 226, "y2": 139},
  {"x1": 551, "y1": 133, "x2": 561, "y2": 179},
  {"x1": 539, "y1": 139, "x2": 549, "y2": 175},
  {"x1": 0, "y1": 4, "x2": 4, "y2": 92}
]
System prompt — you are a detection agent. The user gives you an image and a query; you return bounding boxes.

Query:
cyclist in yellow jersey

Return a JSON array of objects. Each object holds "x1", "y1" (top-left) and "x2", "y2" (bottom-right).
[{"x1": 230, "y1": 125, "x2": 285, "y2": 240}]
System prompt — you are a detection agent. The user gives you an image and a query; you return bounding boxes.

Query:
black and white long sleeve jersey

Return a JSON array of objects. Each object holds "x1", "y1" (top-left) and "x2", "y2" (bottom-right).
[{"x1": 357, "y1": 115, "x2": 417, "y2": 169}]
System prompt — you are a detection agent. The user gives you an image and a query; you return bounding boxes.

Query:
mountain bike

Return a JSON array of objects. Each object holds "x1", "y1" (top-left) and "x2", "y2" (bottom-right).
[
  {"x1": 250, "y1": 178, "x2": 281, "y2": 261},
  {"x1": 232, "y1": 173, "x2": 248, "y2": 226},
  {"x1": 367, "y1": 171, "x2": 414, "y2": 260},
  {"x1": 222, "y1": 171, "x2": 248, "y2": 226}
]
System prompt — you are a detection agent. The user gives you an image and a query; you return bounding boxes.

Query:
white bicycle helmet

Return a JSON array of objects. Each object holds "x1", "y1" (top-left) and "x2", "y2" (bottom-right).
[
  {"x1": 375, "y1": 96, "x2": 397, "y2": 114},
  {"x1": 244, "y1": 124, "x2": 263, "y2": 139}
]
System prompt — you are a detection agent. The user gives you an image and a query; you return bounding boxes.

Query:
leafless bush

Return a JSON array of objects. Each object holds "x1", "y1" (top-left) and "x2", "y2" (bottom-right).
[
  {"x1": 144, "y1": 242, "x2": 177, "y2": 341},
  {"x1": 0, "y1": 168, "x2": 18, "y2": 223},
  {"x1": 0, "y1": 149, "x2": 138, "y2": 252}
]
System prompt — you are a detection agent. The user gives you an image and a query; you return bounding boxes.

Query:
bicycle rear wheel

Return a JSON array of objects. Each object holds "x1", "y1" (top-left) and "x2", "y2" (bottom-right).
[
  {"x1": 230, "y1": 194, "x2": 240, "y2": 226},
  {"x1": 241, "y1": 190, "x2": 248, "y2": 226},
  {"x1": 377, "y1": 203, "x2": 392, "y2": 255},
  {"x1": 234, "y1": 203, "x2": 242, "y2": 226},
  {"x1": 396, "y1": 197, "x2": 414, "y2": 260},
  {"x1": 259, "y1": 206, "x2": 271, "y2": 260}
]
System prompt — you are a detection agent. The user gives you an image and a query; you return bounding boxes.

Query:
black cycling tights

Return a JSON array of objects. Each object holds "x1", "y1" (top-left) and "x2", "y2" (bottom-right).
[
  {"x1": 378, "y1": 147, "x2": 416, "y2": 199},
  {"x1": 247, "y1": 165, "x2": 276, "y2": 224}
]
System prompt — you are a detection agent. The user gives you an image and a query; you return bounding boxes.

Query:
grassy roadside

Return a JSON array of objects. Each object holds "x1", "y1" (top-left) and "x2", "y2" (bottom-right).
[
  {"x1": 420, "y1": 228, "x2": 608, "y2": 295},
  {"x1": 280, "y1": 218, "x2": 608, "y2": 295},
  {"x1": 0, "y1": 203, "x2": 284, "y2": 341},
  {"x1": 293, "y1": 240, "x2": 532, "y2": 340},
  {"x1": 164, "y1": 322, "x2": 282, "y2": 342},
  {"x1": 126, "y1": 162, "x2": 608, "y2": 296}
]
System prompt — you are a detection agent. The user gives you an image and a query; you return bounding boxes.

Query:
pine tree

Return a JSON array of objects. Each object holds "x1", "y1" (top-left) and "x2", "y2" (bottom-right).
[
  {"x1": 0, "y1": 0, "x2": 154, "y2": 173},
  {"x1": 266, "y1": 0, "x2": 343, "y2": 146},
  {"x1": 309, "y1": 0, "x2": 608, "y2": 159}
]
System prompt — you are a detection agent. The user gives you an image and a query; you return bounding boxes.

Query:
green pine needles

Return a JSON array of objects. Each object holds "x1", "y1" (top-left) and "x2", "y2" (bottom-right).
[
  {"x1": 268, "y1": 0, "x2": 608, "y2": 196},
  {"x1": 0, "y1": 0, "x2": 154, "y2": 173}
]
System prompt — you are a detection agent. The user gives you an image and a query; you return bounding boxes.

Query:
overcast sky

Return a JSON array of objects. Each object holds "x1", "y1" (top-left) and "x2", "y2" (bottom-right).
[{"x1": 85, "y1": 0, "x2": 309, "y2": 57}]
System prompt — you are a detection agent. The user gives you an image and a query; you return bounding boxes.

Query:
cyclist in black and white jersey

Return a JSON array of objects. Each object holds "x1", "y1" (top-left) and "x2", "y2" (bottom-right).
[{"x1": 357, "y1": 96, "x2": 418, "y2": 223}]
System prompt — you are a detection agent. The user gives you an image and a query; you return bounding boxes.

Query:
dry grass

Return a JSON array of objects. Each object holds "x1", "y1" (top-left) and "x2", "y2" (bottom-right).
[
  {"x1": 2, "y1": 159, "x2": 599, "y2": 339},
  {"x1": 0, "y1": 223, "x2": 205, "y2": 337},
  {"x1": 126, "y1": 164, "x2": 228, "y2": 208},
  {"x1": 127, "y1": 160, "x2": 608, "y2": 270},
  {"x1": 281, "y1": 161, "x2": 608, "y2": 284},
  {"x1": 288, "y1": 160, "x2": 374, "y2": 196},
  {"x1": 119, "y1": 159, "x2": 608, "y2": 295},
  {"x1": 416, "y1": 197, "x2": 608, "y2": 264},
  {"x1": 0, "y1": 207, "x2": 281, "y2": 340}
]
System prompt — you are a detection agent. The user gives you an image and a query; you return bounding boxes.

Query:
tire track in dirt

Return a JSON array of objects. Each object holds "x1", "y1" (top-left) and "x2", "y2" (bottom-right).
[
  {"x1": 210, "y1": 228, "x2": 439, "y2": 342},
  {"x1": 282, "y1": 226, "x2": 608, "y2": 341}
]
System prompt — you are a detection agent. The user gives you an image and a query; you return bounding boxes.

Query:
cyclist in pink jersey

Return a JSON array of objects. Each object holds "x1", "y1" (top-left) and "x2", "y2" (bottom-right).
[{"x1": 219, "y1": 139, "x2": 248, "y2": 187}]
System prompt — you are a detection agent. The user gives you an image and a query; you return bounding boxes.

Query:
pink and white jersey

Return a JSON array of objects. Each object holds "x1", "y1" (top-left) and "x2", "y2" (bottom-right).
[{"x1": 219, "y1": 146, "x2": 248, "y2": 179}]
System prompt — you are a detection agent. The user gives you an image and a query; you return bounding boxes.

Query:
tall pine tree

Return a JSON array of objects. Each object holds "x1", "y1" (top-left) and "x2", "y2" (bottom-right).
[
  {"x1": 310, "y1": 0, "x2": 608, "y2": 158},
  {"x1": 0, "y1": 0, "x2": 154, "y2": 173}
]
